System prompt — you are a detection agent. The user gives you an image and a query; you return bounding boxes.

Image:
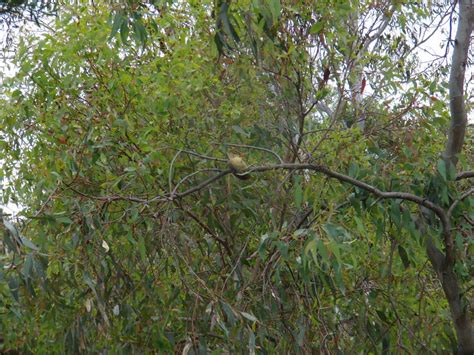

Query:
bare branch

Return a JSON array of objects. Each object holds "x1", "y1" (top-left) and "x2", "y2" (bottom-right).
[
  {"x1": 456, "y1": 170, "x2": 474, "y2": 180},
  {"x1": 168, "y1": 171, "x2": 228, "y2": 201},
  {"x1": 250, "y1": 163, "x2": 448, "y2": 227},
  {"x1": 177, "y1": 149, "x2": 227, "y2": 163},
  {"x1": 67, "y1": 163, "x2": 451, "y2": 230},
  {"x1": 223, "y1": 143, "x2": 284, "y2": 163},
  {"x1": 172, "y1": 168, "x2": 222, "y2": 196},
  {"x1": 169, "y1": 163, "x2": 449, "y2": 234}
]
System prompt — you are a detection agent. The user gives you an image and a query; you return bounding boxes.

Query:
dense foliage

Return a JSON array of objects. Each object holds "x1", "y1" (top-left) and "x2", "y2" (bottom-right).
[{"x1": 0, "y1": 1, "x2": 472, "y2": 353}]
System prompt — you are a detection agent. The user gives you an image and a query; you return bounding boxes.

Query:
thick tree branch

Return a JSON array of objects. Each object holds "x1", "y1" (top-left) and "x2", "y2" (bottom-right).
[
  {"x1": 167, "y1": 163, "x2": 450, "y2": 237},
  {"x1": 249, "y1": 163, "x2": 449, "y2": 227},
  {"x1": 69, "y1": 163, "x2": 451, "y2": 233},
  {"x1": 442, "y1": 0, "x2": 474, "y2": 165},
  {"x1": 436, "y1": 2, "x2": 474, "y2": 352}
]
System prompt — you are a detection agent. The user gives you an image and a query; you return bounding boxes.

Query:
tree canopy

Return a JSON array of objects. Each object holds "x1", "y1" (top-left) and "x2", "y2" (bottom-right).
[{"x1": 0, "y1": 0, "x2": 473, "y2": 353}]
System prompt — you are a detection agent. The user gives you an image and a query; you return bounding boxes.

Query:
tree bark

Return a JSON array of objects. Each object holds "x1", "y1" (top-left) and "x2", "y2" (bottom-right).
[
  {"x1": 427, "y1": 236, "x2": 474, "y2": 354},
  {"x1": 442, "y1": 0, "x2": 474, "y2": 164},
  {"x1": 434, "y1": 0, "x2": 474, "y2": 353}
]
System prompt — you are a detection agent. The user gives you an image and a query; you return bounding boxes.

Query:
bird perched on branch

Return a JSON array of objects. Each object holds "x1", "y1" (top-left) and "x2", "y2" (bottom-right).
[{"x1": 227, "y1": 152, "x2": 250, "y2": 180}]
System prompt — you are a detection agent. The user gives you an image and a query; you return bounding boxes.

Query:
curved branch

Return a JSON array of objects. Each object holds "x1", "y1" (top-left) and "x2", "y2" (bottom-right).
[
  {"x1": 172, "y1": 163, "x2": 455, "y2": 265},
  {"x1": 177, "y1": 149, "x2": 227, "y2": 163},
  {"x1": 456, "y1": 170, "x2": 474, "y2": 180},
  {"x1": 249, "y1": 163, "x2": 449, "y2": 225},
  {"x1": 67, "y1": 162, "x2": 453, "y2": 237},
  {"x1": 171, "y1": 171, "x2": 228, "y2": 200},
  {"x1": 173, "y1": 163, "x2": 449, "y2": 233},
  {"x1": 223, "y1": 143, "x2": 284, "y2": 163},
  {"x1": 66, "y1": 163, "x2": 455, "y2": 262},
  {"x1": 172, "y1": 168, "x2": 222, "y2": 196}
]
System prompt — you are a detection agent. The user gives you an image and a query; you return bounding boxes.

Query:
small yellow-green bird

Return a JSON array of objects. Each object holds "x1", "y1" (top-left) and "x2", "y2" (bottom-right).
[{"x1": 227, "y1": 152, "x2": 250, "y2": 180}]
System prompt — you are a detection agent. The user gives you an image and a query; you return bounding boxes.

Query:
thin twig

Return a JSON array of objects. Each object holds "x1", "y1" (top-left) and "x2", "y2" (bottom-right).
[
  {"x1": 223, "y1": 143, "x2": 283, "y2": 163},
  {"x1": 448, "y1": 187, "x2": 474, "y2": 218}
]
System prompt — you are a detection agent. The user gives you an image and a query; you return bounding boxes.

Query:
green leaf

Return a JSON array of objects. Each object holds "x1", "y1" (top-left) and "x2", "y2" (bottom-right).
[
  {"x1": 248, "y1": 329, "x2": 256, "y2": 352},
  {"x1": 20, "y1": 236, "x2": 39, "y2": 251},
  {"x1": 241, "y1": 311, "x2": 258, "y2": 322},
  {"x1": 55, "y1": 216, "x2": 73, "y2": 225},
  {"x1": 8, "y1": 277, "x2": 20, "y2": 302},
  {"x1": 294, "y1": 176, "x2": 303, "y2": 208},
  {"x1": 296, "y1": 321, "x2": 306, "y2": 346},
  {"x1": 22, "y1": 254, "x2": 33, "y2": 278},
  {"x1": 316, "y1": 239, "x2": 329, "y2": 263},
  {"x1": 268, "y1": 0, "x2": 281, "y2": 21},
  {"x1": 398, "y1": 245, "x2": 410, "y2": 269},
  {"x1": 221, "y1": 301, "x2": 237, "y2": 325},
  {"x1": 354, "y1": 215, "x2": 366, "y2": 236},
  {"x1": 323, "y1": 223, "x2": 351, "y2": 242},
  {"x1": 132, "y1": 19, "x2": 147, "y2": 45},
  {"x1": 214, "y1": 33, "x2": 224, "y2": 54},
  {"x1": 333, "y1": 264, "x2": 345, "y2": 295},
  {"x1": 348, "y1": 163, "x2": 360, "y2": 178},
  {"x1": 390, "y1": 200, "x2": 401, "y2": 228},
  {"x1": 231, "y1": 125, "x2": 250, "y2": 137},
  {"x1": 138, "y1": 236, "x2": 147, "y2": 262},
  {"x1": 437, "y1": 159, "x2": 446, "y2": 181},
  {"x1": 276, "y1": 241, "x2": 289, "y2": 260},
  {"x1": 3, "y1": 230, "x2": 18, "y2": 252},
  {"x1": 304, "y1": 237, "x2": 318, "y2": 265},
  {"x1": 83, "y1": 273, "x2": 96, "y2": 290},
  {"x1": 109, "y1": 13, "x2": 125, "y2": 39},
  {"x1": 402, "y1": 208, "x2": 418, "y2": 239},
  {"x1": 3, "y1": 220, "x2": 19, "y2": 238},
  {"x1": 218, "y1": 3, "x2": 240, "y2": 44},
  {"x1": 329, "y1": 240, "x2": 342, "y2": 265},
  {"x1": 120, "y1": 19, "x2": 130, "y2": 43},
  {"x1": 258, "y1": 233, "x2": 273, "y2": 259},
  {"x1": 309, "y1": 21, "x2": 323, "y2": 34},
  {"x1": 33, "y1": 256, "x2": 47, "y2": 280}
]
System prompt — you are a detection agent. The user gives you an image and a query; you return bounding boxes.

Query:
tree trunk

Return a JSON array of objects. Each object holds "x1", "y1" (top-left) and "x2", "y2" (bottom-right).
[{"x1": 434, "y1": 0, "x2": 474, "y2": 352}]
